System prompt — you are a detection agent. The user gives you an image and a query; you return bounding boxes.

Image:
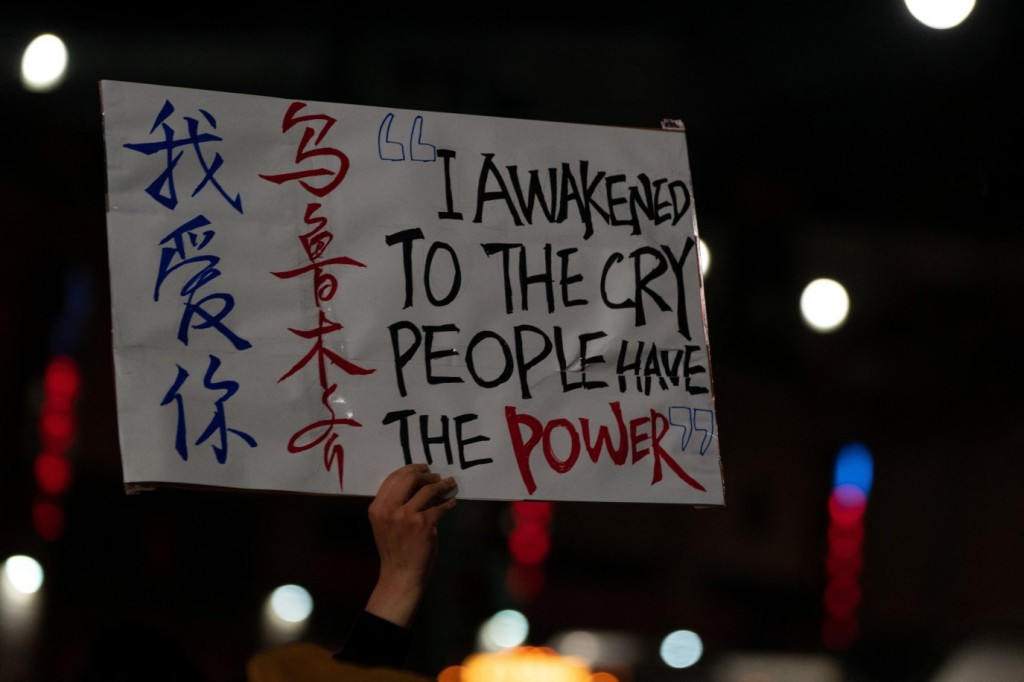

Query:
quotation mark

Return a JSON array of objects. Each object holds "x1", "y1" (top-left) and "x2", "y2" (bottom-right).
[
  {"x1": 669, "y1": 406, "x2": 714, "y2": 455},
  {"x1": 378, "y1": 113, "x2": 436, "y2": 162}
]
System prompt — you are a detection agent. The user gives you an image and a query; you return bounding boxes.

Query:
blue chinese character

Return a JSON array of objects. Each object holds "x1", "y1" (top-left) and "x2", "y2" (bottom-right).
[
  {"x1": 155, "y1": 215, "x2": 252, "y2": 351},
  {"x1": 160, "y1": 364, "x2": 191, "y2": 461},
  {"x1": 124, "y1": 99, "x2": 243, "y2": 213},
  {"x1": 160, "y1": 355, "x2": 257, "y2": 464}
]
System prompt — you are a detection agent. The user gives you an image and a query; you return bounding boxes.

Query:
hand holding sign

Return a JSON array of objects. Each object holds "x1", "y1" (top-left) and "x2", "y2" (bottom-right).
[{"x1": 365, "y1": 463, "x2": 457, "y2": 629}]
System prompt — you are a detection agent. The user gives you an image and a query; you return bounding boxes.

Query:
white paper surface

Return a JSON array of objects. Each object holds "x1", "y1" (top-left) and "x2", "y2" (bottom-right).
[{"x1": 102, "y1": 80, "x2": 724, "y2": 504}]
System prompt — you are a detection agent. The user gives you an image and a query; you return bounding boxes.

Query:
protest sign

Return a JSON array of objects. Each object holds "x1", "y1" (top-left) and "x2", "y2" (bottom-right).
[{"x1": 102, "y1": 80, "x2": 724, "y2": 504}]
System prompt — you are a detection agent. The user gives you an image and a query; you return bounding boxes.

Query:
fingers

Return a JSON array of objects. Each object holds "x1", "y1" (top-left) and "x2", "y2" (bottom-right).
[
  {"x1": 373, "y1": 464, "x2": 457, "y2": 513},
  {"x1": 408, "y1": 476, "x2": 457, "y2": 512},
  {"x1": 374, "y1": 463, "x2": 436, "y2": 507},
  {"x1": 423, "y1": 495, "x2": 457, "y2": 525}
]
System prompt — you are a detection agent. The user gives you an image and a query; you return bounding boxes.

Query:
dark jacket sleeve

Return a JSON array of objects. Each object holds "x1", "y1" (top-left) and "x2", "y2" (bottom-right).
[{"x1": 334, "y1": 611, "x2": 413, "y2": 669}]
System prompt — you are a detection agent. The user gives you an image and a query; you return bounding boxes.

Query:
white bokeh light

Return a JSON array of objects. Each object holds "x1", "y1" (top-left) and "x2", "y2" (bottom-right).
[
  {"x1": 20, "y1": 34, "x2": 68, "y2": 92},
  {"x1": 2, "y1": 555, "x2": 44, "y2": 595},
  {"x1": 269, "y1": 584, "x2": 313, "y2": 623},
  {"x1": 660, "y1": 630, "x2": 703, "y2": 669},
  {"x1": 698, "y1": 238, "x2": 711, "y2": 278},
  {"x1": 477, "y1": 609, "x2": 529, "y2": 651},
  {"x1": 549, "y1": 629, "x2": 643, "y2": 668},
  {"x1": 554, "y1": 630, "x2": 601, "y2": 665},
  {"x1": 800, "y1": 278, "x2": 850, "y2": 333},
  {"x1": 904, "y1": 0, "x2": 976, "y2": 29}
]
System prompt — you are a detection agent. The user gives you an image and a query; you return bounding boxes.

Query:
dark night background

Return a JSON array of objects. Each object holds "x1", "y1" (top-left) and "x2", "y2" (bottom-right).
[{"x1": 2, "y1": 3, "x2": 1023, "y2": 681}]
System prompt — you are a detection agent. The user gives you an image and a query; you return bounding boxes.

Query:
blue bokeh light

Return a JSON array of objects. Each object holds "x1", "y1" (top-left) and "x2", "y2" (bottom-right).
[{"x1": 833, "y1": 442, "x2": 874, "y2": 497}]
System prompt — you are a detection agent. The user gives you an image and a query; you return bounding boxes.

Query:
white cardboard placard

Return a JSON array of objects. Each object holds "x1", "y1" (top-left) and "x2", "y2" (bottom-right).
[{"x1": 102, "y1": 80, "x2": 724, "y2": 504}]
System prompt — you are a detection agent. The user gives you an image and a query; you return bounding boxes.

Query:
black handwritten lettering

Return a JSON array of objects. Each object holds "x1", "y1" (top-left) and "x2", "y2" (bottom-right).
[
  {"x1": 424, "y1": 241, "x2": 461, "y2": 306},
  {"x1": 437, "y1": 148, "x2": 463, "y2": 220},
  {"x1": 482, "y1": 243, "x2": 588, "y2": 314},
  {"x1": 385, "y1": 228, "x2": 425, "y2": 309},
  {"x1": 424, "y1": 324, "x2": 463, "y2": 386},
  {"x1": 507, "y1": 166, "x2": 559, "y2": 223},
  {"x1": 553, "y1": 328, "x2": 608, "y2": 392},
  {"x1": 615, "y1": 340, "x2": 708, "y2": 396},
  {"x1": 684, "y1": 344, "x2": 709, "y2": 395},
  {"x1": 466, "y1": 154, "x2": 692, "y2": 240},
  {"x1": 466, "y1": 331, "x2": 514, "y2": 388},
  {"x1": 388, "y1": 321, "x2": 610, "y2": 400},
  {"x1": 474, "y1": 153, "x2": 522, "y2": 226},
  {"x1": 557, "y1": 247, "x2": 587, "y2": 308},
  {"x1": 600, "y1": 240, "x2": 695, "y2": 336},
  {"x1": 383, "y1": 409, "x2": 493, "y2": 469},
  {"x1": 386, "y1": 229, "x2": 462, "y2": 308}
]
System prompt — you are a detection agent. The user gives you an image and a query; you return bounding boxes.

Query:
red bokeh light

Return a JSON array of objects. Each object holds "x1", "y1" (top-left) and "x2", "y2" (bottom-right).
[
  {"x1": 822, "y1": 476, "x2": 870, "y2": 649},
  {"x1": 828, "y1": 523, "x2": 864, "y2": 557},
  {"x1": 506, "y1": 500, "x2": 553, "y2": 603},
  {"x1": 825, "y1": 579, "x2": 862, "y2": 617},
  {"x1": 33, "y1": 500, "x2": 65, "y2": 541},
  {"x1": 32, "y1": 355, "x2": 81, "y2": 541},
  {"x1": 508, "y1": 524, "x2": 551, "y2": 565},
  {"x1": 511, "y1": 500, "x2": 553, "y2": 525},
  {"x1": 826, "y1": 550, "x2": 862, "y2": 578},
  {"x1": 44, "y1": 355, "x2": 81, "y2": 401},
  {"x1": 828, "y1": 486, "x2": 867, "y2": 527},
  {"x1": 39, "y1": 409, "x2": 76, "y2": 453},
  {"x1": 35, "y1": 452, "x2": 71, "y2": 495}
]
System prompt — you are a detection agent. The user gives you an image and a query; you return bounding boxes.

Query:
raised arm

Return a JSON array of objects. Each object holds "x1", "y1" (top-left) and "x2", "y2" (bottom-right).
[{"x1": 364, "y1": 463, "x2": 458, "y2": 628}]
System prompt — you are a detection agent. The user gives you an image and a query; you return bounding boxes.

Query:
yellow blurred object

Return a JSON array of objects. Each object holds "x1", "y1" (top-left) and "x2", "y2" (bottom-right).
[
  {"x1": 247, "y1": 642, "x2": 432, "y2": 682},
  {"x1": 248, "y1": 642, "x2": 619, "y2": 682},
  {"x1": 459, "y1": 646, "x2": 602, "y2": 682}
]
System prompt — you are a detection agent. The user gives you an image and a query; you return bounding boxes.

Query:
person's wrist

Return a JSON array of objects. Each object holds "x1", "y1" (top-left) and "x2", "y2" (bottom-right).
[
  {"x1": 376, "y1": 569, "x2": 427, "y2": 603},
  {"x1": 366, "y1": 571, "x2": 426, "y2": 628}
]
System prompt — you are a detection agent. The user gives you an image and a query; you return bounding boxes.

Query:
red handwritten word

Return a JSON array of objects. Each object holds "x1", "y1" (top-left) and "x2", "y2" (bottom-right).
[
  {"x1": 260, "y1": 103, "x2": 350, "y2": 197},
  {"x1": 262, "y1": 106, "x2": 374, "y2": 490},
  {"x1": 505, "y1": 400, "x2": 706, "y2": 496}
]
